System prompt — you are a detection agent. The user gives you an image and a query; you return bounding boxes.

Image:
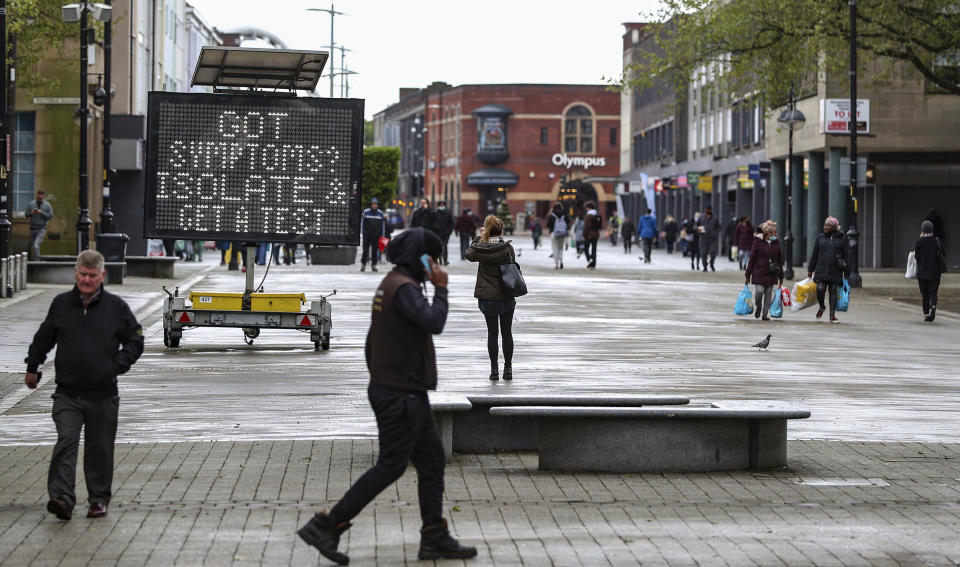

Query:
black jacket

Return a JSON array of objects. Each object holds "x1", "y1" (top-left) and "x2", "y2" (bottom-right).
[
  {"x1": 433, "y1": 209, "x2": 455, "y2": 239},
  {"x1": 465, "y1": 237, "x2": 515, "y2": 300},
  {"x1": 915, "y1": 235, "x2": 946, "y2": 279},
  {"x1": 410, "y1": 208, "x2": 436, "y2": 233},
  {"x1": 26, "y1": 285, "x2": 143, "y2": 399},
  {"x1": 361, "y1": 207, "x2": 386, "y2": 237},
  {"x1": 808, "y1": 231, "x2": 850, "y2": 284}
]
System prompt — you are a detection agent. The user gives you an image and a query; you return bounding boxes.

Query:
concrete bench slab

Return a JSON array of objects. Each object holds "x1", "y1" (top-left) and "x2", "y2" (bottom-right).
[
  {"x1": 454, "y1": 394, "x2": 691, "y2": 453},
  {"x1": 126, "y1": 256, "x2": 178, "y2": 278},
  {"x1": 489, "y1": 403, "x2": 810, "y2": 473},
  {"x1": 28, "y1": 261, "x2": 126, "y2": 285},
  {"x1": 428, "y1": 394, "x2": 472, "y2": 463}
]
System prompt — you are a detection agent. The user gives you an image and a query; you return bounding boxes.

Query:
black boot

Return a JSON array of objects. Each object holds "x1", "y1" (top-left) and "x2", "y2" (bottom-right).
[
  {"x1": 417, "y1": 519, "x2": 478, "y2": 560},
  {"x1": 298, "y1": 512, "x2": 351, "y2": 565},
  {"x1": 489, "y1": 362, "x2": 499, "y2": 381},
  {"x1": 503, "y1": 363, "x2": 512, "y2": 381},
  {"x1": 925, "y1": 306, "x2": 936, "y2": 322}
]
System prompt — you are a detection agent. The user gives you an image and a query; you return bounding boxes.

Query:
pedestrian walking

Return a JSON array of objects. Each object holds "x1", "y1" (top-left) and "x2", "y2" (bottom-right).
[
  {"x1": 735, "y1": 216, "x2": 755, "y2": 269},
  {"x1": 638, "y1": 208, "x2": 658, "y2": 264},
  {"x1": 466, "y1": 216, "x2": 519, "y2": 382},
  {"x1": 724, "y1": 215, "x2": 738, "y2": 261},
  {"x1": 607, "y1": 210, "x2": 620, "y2": 246},
  {"x1": 410, "y1": 198, "x2": 437, "y2": 234},
  {"x1": 744, "y1": 221, "x2": 784, "y2": 321},
  {"x1": 297, "y1": 228, "x2": 476, "y2": 565},
  {"x1": 546, "y1": 202, "x2": 569, "y2": 269},
  {"x1": 699, "y1": 208, "x2": 721, "y2": 271},
  {"x1": 217, "y1": 240, "x2": 231, "y2": 265},
  {"x1": 433, "y1": 201, "x2": 455, "y2": 265},
  {"x1": 663, "y1": 215, "x2": 678, "y2": 254},
  {"x1": 679, "y1": 216, "x2": 691, "y2": 257},
  {"x1": 572, "y1": 213, "x2": 585, "y2": 259},
  {"x1": 807, "y1": 216, "x2": 850, "y2": 323},
  {"x1": 620, "y1": 217, "x2": 635, "y2": 253},
  {"x1": 925, "y1": 209, "x2": 946, "y2": 250},
  {"x1": 25, "y1": 190, "x2": 53, "y2": 260},
  {"x1": 24, "y1": 250, "x2": 144, "y2": 521},
  {"x1": 689, "y1": 212, "x2": 702, "y2": 270},
  {"x1": 915, "y1": 219, "x2": 947, "y2": 322},
  {"x1": 456, "y1": 208, "x2": 478, "y2": 260},
  {"x1": 583, "y1": 201, "x2": 601, "y2": 269},
  {"x1": 530, "y1": 217, "x2": 542, "y2": 250},
  {"x1": 360, "y1": 197, "x2": 386, "y2": 272}
]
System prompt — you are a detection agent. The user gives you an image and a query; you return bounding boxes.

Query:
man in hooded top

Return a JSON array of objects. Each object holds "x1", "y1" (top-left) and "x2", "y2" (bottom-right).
[{"x1": 298, "y1": 228, "x2": 476, "y2": 565}]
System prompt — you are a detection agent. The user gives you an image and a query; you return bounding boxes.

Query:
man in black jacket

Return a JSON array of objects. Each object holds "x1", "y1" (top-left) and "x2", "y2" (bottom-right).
[
  {"x1": 298, "y1": 228, "x2": 476, "y2": 565},
  {"x1": 433, "y1": 200, "x2": 455, "y2": 265},
  {"x1": 360, "y1": 197, "x2": 386, "y2": 272},
  {"x1": 24, "y1": 250, "x2": 144, "y2": 521}
]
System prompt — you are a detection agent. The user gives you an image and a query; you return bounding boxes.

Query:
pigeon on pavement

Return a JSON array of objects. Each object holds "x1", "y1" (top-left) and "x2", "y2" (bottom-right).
[{"x1": 752, "y1": 334, "x2": 772, "y2": 351}]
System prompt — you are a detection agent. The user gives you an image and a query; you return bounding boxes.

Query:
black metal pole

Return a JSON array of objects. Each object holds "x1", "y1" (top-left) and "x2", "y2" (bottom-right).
[
  {"x1": 847, "y1": 0, "x2": 862, "y2": 287},
  {"x1": 782, "y1": 89, "x2": 795, "y2": 280},
  {"x1": 76, "y1": 3, "x2": 91, "y2": 253},
  {"x1": 99, "y1": 0, "x2": 113, "y2": 233},
  {"x1": 0, "y1": 0, "x2": 9, "y2": 260}
]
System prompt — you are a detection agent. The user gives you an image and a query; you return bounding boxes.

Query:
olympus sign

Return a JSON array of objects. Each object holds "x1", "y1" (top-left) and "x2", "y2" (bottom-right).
[{"x1": 551, "y1": 153, "x2": 607, "y2": 170}]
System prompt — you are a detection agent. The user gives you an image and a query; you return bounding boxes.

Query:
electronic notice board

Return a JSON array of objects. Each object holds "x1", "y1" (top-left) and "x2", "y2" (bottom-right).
[{"x1": 144, "y1": 92, "x2": 364, "y2": 245}]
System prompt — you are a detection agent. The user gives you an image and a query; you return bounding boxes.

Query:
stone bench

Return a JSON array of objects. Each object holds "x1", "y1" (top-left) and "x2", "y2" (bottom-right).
[
  {"x1": 126, "y1": 256, "x2": 178, "y2": 278},
  {"x1": 428, "y1": 395, "x2": 472, "y2": 462},
  {"x1": 28, "y1": 260, "x2": 126, "y2": 285},
  {"x1": 489, "y1": 400, "x2": 810, "y2": 473}
]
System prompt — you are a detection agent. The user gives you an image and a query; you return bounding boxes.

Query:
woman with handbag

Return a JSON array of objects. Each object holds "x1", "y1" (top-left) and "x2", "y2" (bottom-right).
[
  {"x1": 466, "y1": 216, "x2": 520, "y2": 381},
  {"x1": 807, "y1": 216, "x2": 850, "y2": 323},
  {"x1": 915, "y1": 219, "x2": 948, "y2": 322},
  {"x1": 745, "y1": 221, "x2": 784, "y2": 321}
]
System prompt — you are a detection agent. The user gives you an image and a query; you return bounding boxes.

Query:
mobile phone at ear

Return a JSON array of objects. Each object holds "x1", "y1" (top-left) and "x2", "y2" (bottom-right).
[{"x1": 420, "y1": 254, "x2": 432, "y2": 273}]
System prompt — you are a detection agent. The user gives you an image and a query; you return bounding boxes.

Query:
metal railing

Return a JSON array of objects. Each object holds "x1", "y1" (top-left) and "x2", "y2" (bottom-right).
[{"x1": 1, "y1": 252, "x2": 28, "y2": 298}]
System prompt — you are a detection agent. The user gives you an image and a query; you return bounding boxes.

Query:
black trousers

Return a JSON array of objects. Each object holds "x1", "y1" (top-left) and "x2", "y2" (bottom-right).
[
  {"x1": 918, "y1": 277, "x2": 940, "y2": 313},
  {"x1": 49, "y1": 393, "x2": 119, "y2": 508},
  {"x1": 642, "y1": 237, "x2": 654, "y2": 261},
  {"x1": 459, "y1": 232, "x2": 473, "y2": 259},
  {"x1": 816, "y1": 281, "x2": 839, "y2": 315},
  {"x1": 360, "y1": 235, "x2": 379, "y2": 266},
  {"x1": 440, "y1": 235, "x2": 451, "y2": 264},
  {"x1": 584, "y1": 238, "x2": 598, "y2": 264},
  {"x1": 330, "y1": 382, "x2": 444, "y2": 527}
]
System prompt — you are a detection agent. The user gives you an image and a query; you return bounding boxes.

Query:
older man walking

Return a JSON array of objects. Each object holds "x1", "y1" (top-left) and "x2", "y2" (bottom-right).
[
  {"x1": 25, "y1": 190, "x2": 53, "y2": 260},
  {"x1": 24, "y1": 250, "x2": 144, "y2": 520}
]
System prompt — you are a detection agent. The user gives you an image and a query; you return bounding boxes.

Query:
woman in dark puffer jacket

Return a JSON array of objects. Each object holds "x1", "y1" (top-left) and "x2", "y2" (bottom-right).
[
  {"x1": 745, "y1": 220, "x2": 784, "y2": 321},
  {"x1": 807, "y1": 216, "x2": 850, "y2": 323},
  {"x1": 465, "y1": 216, "x2": 518, "y2": 381}
]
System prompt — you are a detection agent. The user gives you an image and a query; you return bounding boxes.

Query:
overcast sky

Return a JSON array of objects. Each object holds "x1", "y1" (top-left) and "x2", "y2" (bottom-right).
[{"x1": 186, "y1": 0, "x2": 660, "y2": 120}]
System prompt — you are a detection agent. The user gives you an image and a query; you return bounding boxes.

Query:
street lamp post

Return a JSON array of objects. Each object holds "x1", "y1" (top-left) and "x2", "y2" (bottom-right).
[
  {"x1": 99, "y1": 0, "x2": 113, "y2": 233},
  {"x1": 777, "y1": 87, "x2": 806, "y2": 281},
  {"x1": 846, "y1": 0, "x2": 863, "y2": 287},
  {"x1": 0, "y1": 0, "x2": 10, "y2": 260}
]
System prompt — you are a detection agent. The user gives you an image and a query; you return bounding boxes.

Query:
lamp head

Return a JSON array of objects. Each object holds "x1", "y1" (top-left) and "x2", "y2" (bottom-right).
[
  {"x1": 91, "y1": 3, "x2": 113, "y2": 22},
  {"x1": 777, "y1": 108, "x2": 806, "y2": 131},
  {"x1": 61, "y1": 3, "x2": 82, "y2": 22}
]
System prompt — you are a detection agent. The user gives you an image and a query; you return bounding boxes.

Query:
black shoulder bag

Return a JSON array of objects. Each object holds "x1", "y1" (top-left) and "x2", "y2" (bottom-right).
[{"x1": 499, "y1": 247, "x2": 528, "y2": 297}]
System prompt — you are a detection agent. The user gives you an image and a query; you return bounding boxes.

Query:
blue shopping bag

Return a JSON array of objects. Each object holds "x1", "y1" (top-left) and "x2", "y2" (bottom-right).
[
  {"x1": 836, "y1": 278, "x2": 850, "y2": 312},
  {"x1": 770, "y1": 288, "x2": 783, "y2": 318},
  {"x1": 734, "y1": 284, "x2": 753, "y2": 316}
]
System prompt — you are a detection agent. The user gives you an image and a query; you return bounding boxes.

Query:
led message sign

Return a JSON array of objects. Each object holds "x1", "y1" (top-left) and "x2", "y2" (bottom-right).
[{"x1": 144, "y1": 92, "x2": 364, "y2": 245}]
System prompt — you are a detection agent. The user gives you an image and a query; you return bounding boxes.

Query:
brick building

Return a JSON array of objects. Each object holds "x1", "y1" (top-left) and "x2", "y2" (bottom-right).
[{"x1": 420, "y1": 84, "x2": 620, "y2": 227}]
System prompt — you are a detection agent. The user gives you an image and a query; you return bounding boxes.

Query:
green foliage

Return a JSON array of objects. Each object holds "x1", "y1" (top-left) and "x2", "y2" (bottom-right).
[
  {"x1": 618, "y1": 0, "x2": 960, "y2": 105},
  {"x1": 363, "y1": 120, "x2": 374, "y2": 146},
  {"x1": 9, "y1": 0, "x2": 78, "y2": 92},
  {"x1": 362, "y1": 146, "x2": 400, "y2": 207},
  {"x1": 495, "y1": 200, "x2": 514, "y2": 232}
]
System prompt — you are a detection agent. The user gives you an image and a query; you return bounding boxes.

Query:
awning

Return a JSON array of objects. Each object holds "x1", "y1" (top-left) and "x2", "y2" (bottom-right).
[{"x1": 466, "y1": 168, "x2": 519, "y2": 186}]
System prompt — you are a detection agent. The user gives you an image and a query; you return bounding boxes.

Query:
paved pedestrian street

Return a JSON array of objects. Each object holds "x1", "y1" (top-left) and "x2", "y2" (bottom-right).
[{"x1": 1, "y1": 243, "x2": 958, "y2": 565}]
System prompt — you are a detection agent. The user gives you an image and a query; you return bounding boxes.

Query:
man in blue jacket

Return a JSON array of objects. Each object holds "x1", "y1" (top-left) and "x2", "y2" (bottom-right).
[
  {"x1": 24, "y1": 250, "x2": 144, "y2": 520},
  {"x1": 360, "y1": 197, "x2": 386, "y2": 272},
  {"x1": 638, "y1": 208, "x2": 658, "y2": 263}
]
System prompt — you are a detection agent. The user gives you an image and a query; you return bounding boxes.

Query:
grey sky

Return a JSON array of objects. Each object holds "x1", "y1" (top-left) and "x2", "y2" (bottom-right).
[{"x1": 186, "y1": 0, "x2": 659, "y2": 119}]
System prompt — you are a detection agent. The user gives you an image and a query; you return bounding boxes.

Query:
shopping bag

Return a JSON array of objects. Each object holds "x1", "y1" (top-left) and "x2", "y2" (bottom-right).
[
  {"x1": 770, "y1": 289, "x2": 783, "y2": 318},
  {"x1": 734, "y1": 284, "x2": 753, "y2": 316},
  {"x1": 780, "y1": 285, "x2": 792, "y2": 307},
  {"x1": 836, "y1": 278, "x2": 850, "y2": 312},
  {"x1": 790, "y1": 277, "x2": 817, "y2": 312},
  {"x1": 378, "y1": 236, "x2": 390, "y2": 252},
  {"x1": 905, "y1": 251, "x2": 917, "y2": 278}
]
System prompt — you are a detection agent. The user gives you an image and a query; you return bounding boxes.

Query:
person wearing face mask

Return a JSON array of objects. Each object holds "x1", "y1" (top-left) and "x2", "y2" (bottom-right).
[
  {"x1": 410, "y1": 198, "x2": 437, "y2": 234},
  {"x1": 689, "y1": 212, "x2": 703, "y2": 270},
  {"x1": 744, "y1": 221, "x2": 784, "y2": 320},
  {"x1": 807, "y1": 216, "x2": 850, "y2": 323},
  {"x1": 432, "y1": 200, "x2": 455, "y2": 266}
]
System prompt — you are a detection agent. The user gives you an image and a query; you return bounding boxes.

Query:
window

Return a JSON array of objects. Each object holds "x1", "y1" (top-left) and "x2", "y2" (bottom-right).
[
  {"x1": 13, "y1": 113, "x2": 36, "y2": 211},
  {"x1": 563, "y1": 104, "x2": 594, "y2": 155},
  {"x1": 540, "y1": 127, "x2": 548, "y2": 145},
  {"x1": 609, "y1": 127, "x2": 617, "y2": 146}
]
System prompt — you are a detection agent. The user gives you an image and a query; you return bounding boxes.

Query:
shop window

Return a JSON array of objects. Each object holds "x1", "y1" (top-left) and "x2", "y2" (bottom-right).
[
  {"x1": 13, "y1": 112, "x2": 36, "y2": 212},
  {"x1": 609, "y1": 127, "x2": 617, "y2": 146},
  {"x1": 563, "y1": 104, "x2": 595, "y2": 155},
  {"x1": 540, "y1": 127, "x2": 548, "y2": 145}
]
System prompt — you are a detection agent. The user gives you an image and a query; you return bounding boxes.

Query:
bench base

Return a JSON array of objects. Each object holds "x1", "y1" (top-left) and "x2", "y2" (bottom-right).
[{"x1": 126, "y1": 256, "x2": 177, "y2": 278}]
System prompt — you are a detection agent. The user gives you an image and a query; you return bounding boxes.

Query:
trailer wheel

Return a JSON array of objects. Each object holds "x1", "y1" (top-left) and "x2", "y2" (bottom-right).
[
  {"x1": 164, "y1": 330, "x2": 180, "y2": 348},
  {"x1": 314, "y1": 339, "x2": 321, "y2": 351},
  {"x1": 321, "y1": 333, "x2": 330, "y2": 351}
]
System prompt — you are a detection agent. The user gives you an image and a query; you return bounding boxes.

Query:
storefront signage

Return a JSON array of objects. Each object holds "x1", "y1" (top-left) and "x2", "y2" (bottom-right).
[
  {"x1": 819, "y1": 99, "x2": 870, "y2": 134},
  {"x1": 551, "y1": 153, "x2": 607, "y2": 170}
]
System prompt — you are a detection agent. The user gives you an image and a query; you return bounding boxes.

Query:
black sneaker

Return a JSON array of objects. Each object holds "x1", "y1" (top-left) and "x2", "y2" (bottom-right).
[
  {"x1": 418, "y1": 520, "x2": 478, "y2": 560},
  {"x1": 298, "y1": 513, "x2": 350, "y2": 565},
  {"x1": 503, "y1": 365, "x2": 512, "y2": 381},
  {"x1": 47, "y1": 498, "x2": 73, "y2": 520}
]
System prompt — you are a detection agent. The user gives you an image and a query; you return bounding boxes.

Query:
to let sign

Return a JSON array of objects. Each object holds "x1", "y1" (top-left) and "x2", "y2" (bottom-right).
[
  {"x1": 144, "y1": 92, "x2": 364, "y2": 245},
  {"x1": 819, "y1": 99, "x2": 870, "y2": 134}
]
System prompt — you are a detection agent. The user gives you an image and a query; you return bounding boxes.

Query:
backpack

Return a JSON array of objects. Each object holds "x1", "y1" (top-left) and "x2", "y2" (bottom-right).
[{"x1": 551, "y1": 213, "x2": 568, "y2": 237}]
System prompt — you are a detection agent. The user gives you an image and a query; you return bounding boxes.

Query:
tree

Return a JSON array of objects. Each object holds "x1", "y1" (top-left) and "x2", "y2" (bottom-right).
[
  {"x1": 495, "y1": 200, "x2": 514, "y2": 235},
  {"x1": 9, "y1": 0, "x2": 80, "y2": 92},
  {"x1": 619, "y1": 0, "x2": 960, "y2": 104},
  {"x1": 363, "y1": 120, "x2": 374, "y2": 146},
  {"x1": 361, "y1": 146, "x2": 400, "y2": 207}
]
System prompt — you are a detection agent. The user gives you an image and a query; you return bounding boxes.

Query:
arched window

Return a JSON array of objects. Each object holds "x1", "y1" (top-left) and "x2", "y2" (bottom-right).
[{"x1": 564, "y1": 104, "x2": 594, "y2": 154}]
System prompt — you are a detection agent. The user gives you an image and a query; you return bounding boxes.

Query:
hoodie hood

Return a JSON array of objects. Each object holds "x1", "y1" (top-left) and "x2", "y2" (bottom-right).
[
  {"x1": 468, "y1": 237, "x2": 510, "y2": 256},
  {"x1": 386, "y1": 228, "x2": 443, "y2": 282}
]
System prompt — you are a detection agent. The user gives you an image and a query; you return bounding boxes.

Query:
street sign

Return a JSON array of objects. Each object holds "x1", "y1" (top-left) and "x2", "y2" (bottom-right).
[
  {"x1": 838, "y1": 157, "x2": 868, "y2": 186},
  {"x1": 820, "y1": 99, "x2": 870, "y2": 134},
  {"x1": 144, "y1": 92, "x2": 365, "y2": 245}
]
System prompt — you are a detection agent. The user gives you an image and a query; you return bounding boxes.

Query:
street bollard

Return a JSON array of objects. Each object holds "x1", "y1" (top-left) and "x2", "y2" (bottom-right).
[
  {"x1": 13, "y1": 254, "x2": 21, "y2": 293},
  {"x1": 20, "y1": 252, "x2": 27, "y2": 290},
  {"x1": 1, "y1": 257, "x2": 7, "y2": 298}
]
